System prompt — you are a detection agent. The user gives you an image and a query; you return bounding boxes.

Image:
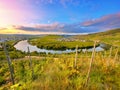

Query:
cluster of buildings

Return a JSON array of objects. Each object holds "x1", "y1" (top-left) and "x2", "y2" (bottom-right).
[{"x1": 58, "y1": 38, "x2": 86, "y2": 42}]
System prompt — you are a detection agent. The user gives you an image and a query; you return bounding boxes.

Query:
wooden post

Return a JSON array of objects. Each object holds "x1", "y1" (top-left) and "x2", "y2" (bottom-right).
[
  {"x1": 3, "y1": 42, "x2": 15, "y2": 85},
  {"x1": 107, "y1": 46, "x2": 112, "y2": 66},
  {"x1": 85, "y1": 49, "x2": 88, "y2": 58},
  {"x1": 114, "y1": 48, "x2": 118, "y2": 61},
  {"x1": 104, "y1": 51, "x2": 106, "y2": 58},
  {"x1": 74, "y1": 45, "x2": 78, "y2": 68},
  {"x1": 27, "y1": 46, "x2": 34, "y2": 80},
  {"x1": 85, "y1": 41, "x2": 96, "y2": 87},
  {"x1": 109, "y1": 46, "x2": 112, "y2": 58}
]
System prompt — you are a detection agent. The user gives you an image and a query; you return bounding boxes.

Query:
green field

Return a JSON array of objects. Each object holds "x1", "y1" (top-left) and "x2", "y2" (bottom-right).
[
  {"x1": 74, "y1": 29, "x2": 120, "y2": 47},
  {"x1": 29, "y1": 35, "x2": 99, "y2": 50},
  {"x1": 29, "y1": 29, "x2": 120, "y2": 51}
]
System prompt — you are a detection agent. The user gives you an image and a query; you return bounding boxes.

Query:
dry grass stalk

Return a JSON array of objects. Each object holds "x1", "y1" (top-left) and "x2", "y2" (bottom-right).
[
  {"x1": 27, "y1": 46, "x2": 34, "y2": 80},
  {"x1": 114, "y1": 48, "x2": 119, "y2": 64},
  {"x1": 107, "y1": 47, "x2": 112, "y2": 66}
]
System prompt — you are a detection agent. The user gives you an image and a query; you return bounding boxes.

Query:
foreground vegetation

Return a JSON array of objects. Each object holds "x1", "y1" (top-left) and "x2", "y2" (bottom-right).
[
  {"x1": 0, "y1": 48, "x2": 120, "y2": 90},
  {"x1": 0, "y1": 40, "x2": 25, "y2": 60}
]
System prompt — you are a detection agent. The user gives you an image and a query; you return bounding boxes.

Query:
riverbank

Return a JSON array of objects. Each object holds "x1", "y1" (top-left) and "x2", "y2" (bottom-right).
[{"x1": 14, "y1": 40, "x2": 104, "y2": 54}]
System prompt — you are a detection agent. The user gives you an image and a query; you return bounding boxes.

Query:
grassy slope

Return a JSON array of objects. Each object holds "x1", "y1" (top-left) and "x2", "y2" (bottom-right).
[
  {"x1": 0, "y1": 52, "x2": 120, "y2": 90},
  {"x1": 74, "y1": 28, "x2": 120, "y2": 47}
]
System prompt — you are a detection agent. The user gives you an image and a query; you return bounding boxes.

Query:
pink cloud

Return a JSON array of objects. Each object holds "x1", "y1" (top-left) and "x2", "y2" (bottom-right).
[
  {"x1": 81, "y1": 13, "x2": 120, "y2": 28},
  {"x1": 12, "y1": 22, "x2": 65, "y2": 32}
]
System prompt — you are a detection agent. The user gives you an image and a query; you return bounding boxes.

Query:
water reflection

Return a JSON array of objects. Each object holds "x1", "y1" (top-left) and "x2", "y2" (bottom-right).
[{"x1": 14, "y1": 40, "x2": 104, "y2": 54}]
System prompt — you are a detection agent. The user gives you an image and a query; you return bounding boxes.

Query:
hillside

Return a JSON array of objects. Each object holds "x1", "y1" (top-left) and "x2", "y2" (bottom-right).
[
  {"x1": 74, "y1": 28, "x2": 120, "y2": 46},
  {"x1": 0, "y1": 29, "x2": 120, "y2": 90}
]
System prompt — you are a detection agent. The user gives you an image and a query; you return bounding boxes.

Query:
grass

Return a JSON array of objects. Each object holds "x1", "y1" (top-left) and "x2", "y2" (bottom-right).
[
  {"x1": 0, "y1": 28, "x2": 120, "y2": 90},
  {"x1": 29, "y1": 29, "x2": 120, "y2": 50},
  {"x1": 0, "y1": 49, "x2": 120, "y2": 90},
  {"x1": 0, "y1": 40, "x2": 25, "y2": 60},
  {"x1": 74, "y1": 28, "x2": 120, "y2": 47},
  {"x1": 29, "y1": 35, "x2": 98, "y2": 50}
]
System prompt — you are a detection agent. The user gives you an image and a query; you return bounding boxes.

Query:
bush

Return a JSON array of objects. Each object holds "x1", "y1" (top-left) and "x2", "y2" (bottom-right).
[{"x1": 0, "y1": 76, "x2": 5, "y2": 85}]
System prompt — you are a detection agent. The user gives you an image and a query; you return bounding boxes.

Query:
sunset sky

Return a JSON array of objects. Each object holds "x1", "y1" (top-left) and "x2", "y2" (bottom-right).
[{"x1": 0, "y1": 0, "x2": 120, "y2": 34}]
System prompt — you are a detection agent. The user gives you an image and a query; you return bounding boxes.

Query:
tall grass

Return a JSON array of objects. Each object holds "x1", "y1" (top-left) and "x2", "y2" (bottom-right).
[{"x1": 0, "y1": 48, "x2": 120, "y2": 90}]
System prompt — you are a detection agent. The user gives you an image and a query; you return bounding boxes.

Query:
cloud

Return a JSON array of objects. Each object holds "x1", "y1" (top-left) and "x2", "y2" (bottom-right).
[
  {"x1": 4, "y1": 12, "x2": 120, "y2": 34},
  {"x1": 36, "y1": 0, "x2": 81, "y2": 7},
  {"x1": 12, "y1": 23, "x2": 65, "y2": 32},
  {"x1": 60, "y1": 0, "x2": 72, "y2": 7},
  {"x1": 11, "y1": 23, "x2": 95, "y2": 33},
  {"x1": 0, "y1": 27, "x2": 7, "y2": 30},
  {"x1": 80, "y1": 13, "x2": 120, "y2": 30},
  {"x1": 60, "y1": 0, "x2": 86, "y2": 8},
  {"x1": 35, "y1": 0, "x2": 54, "y2": 4}
]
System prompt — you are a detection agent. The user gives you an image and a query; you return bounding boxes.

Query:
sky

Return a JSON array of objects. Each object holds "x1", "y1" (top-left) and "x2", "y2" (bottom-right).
[{"x1": 0, "y1": 0, "x2": 120, "y2": 34}]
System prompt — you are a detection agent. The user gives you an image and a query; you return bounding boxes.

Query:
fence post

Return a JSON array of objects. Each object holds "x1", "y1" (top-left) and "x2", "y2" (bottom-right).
[
  {"x1": 84, "y1": 41, "x2": 96, "y2": 87},
  {"x1": 107, "y1": 46, "x2": 112, "y2": 66},
  {"x1": 114, "y1": 48, "x2": 118, "y2": 62},
  {"x1": 27, "y1": 46, "x2": 34, "y2": 80},
  {"x1": 74, "y1": 45, "x2": 78, "y2": 68},
  {"x1": 3, "y1": 42, "x2": 15, "y2": 85},
  {"x1": 109, "y1": 46, "x2": 112, "y2": 58}
]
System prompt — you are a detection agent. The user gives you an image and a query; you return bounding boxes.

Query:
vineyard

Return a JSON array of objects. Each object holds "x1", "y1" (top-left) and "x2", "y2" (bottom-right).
[{"x1": 0, "y1": 29, "x2": 120, "y2": 90}]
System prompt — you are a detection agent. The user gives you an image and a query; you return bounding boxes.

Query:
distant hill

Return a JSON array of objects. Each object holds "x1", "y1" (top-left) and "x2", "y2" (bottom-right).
[
  {"x1": 74, "y1": 28, "x2": 120, "y2": 46},
  {"x1": 92, "y1": 28, "x2": 120, "y2": 35}
]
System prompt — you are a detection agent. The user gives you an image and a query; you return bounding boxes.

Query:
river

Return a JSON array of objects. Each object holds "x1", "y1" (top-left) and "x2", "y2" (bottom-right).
[{"x1": 14, "y1": 40, "x2": 104, "y2": 54}]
